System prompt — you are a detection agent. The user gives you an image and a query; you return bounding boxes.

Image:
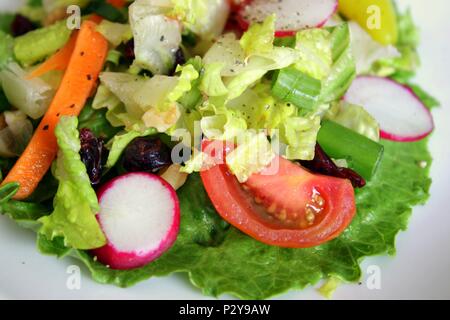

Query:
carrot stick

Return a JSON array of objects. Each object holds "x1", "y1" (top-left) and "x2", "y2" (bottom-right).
[
  {"x1": 2, "y1": 21, "x2": 108, "y2": 200},
  {"x1": 27, "y1": 32, "x2": 78, "y2": 79}
]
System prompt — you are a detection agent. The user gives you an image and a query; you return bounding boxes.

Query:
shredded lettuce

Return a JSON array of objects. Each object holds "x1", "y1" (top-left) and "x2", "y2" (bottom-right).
[
  {"x1": 295, "y1": 29, "x2": 332, "y2": 80},
  {"x1": 281, "y1": 116, "x2": 321, "y2": 161},
  {"x1": 172, "y1": 0, "x2": 230, "y2": 39},
  {"x1": 370, "y1": 9, "x2": 420, "y2": 79},
  {"x1": 226, "y1": 132, "x2": 275, "y2": 183},
  {"x1": 96, "y1": 21, "x2": 132, "y2": 47},
  {"x1": 349, "y1": 22, "x2": 400, "y2": 74},
  {"x1": 0, "y1": 110, "x2": 34, "y2": 158},
  {"x1": 38, "y1": 116, "x2": 106, "y2": 250},
  {"x1": 129, "y1": 0, "x2": 182, "y2": 75},
  {"x1": 326, "y1": 101, "x2": 380, "y2": 142},
  {"x1": 105, "y1": 128, "x2": 157, "y2": 169},
  {"x1": 98, "y1": 64, "x2": 199, "y2": 132},
  {"x1": 0, "y1": 63, "x2": 53, "y2": 119},
  {"x1": 199, "y1": 62, "x2": 228, "y2": 97},
  {"x1": 240, "y1": 14, "x2": 275, "y2": 57}
]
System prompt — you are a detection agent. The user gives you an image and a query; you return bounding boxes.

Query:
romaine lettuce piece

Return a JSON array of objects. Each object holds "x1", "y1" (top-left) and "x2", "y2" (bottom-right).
[
  {"x1": 240, "y1": 13, "x2": 275, "y2": 57},
  {"x1": 349, "y1": 22, "x2": 400, "y2": 74},
  {"x1": 0, "y1": 110, "x2": 33, "y2": 157},
  {"x1": 98, "y1": 64, "x2": 199, "y2": 132},
  {"x1": 172, "y1": 0, "x2": 230, "y2": 39},
  {"x1": 295, "y1": 28, "x2": 332, "y2": 80},
  {"x1": 129, "y1": 0, "x2": 182, "y2": 74},
  {"x1": 105, "y1": 128, "x2": 157, "y2": 169},
  {"x1": 0, "y1": 63, "x2": 53, "y2": 119},
  {"x1": 226, "y1": 132, "x2": 275, "y2": 183},
  {"x1": 96, "y1": 20, "x2": 132, "y2": 47},
  {"x1": 38, "y1": 116, "x2": 106, "y2": 250},
  {"x1": 326, "y1": 101, "x2": 380, "y2": 142}
]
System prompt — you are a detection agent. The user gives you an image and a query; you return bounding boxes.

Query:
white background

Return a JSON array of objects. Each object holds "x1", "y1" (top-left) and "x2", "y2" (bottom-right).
[{"x1": 0, "y1": 0, "x2": 449, "y2": 299}]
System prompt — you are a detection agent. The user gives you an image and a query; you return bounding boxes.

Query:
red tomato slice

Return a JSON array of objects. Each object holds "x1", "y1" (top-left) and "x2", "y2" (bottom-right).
[{"x1": 200, "y1": 140, "x2": 356, "y2": 248}]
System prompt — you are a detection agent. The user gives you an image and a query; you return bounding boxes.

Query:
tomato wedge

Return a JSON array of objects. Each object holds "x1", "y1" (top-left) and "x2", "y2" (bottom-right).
[{"x1": 200, "y1": 140, "x2": 356, "y2": 248}]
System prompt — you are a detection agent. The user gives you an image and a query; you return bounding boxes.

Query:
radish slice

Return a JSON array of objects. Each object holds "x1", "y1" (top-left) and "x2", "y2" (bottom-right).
[
  {"x1": 91, "y1": 172, "x2": 180, "y2": 270},
  {"x1": 237, "y1": 0, "x2": 338, "y2": 36},
  {"x1": 344, "y1": 76, "x2": 434, "y2": 142}
]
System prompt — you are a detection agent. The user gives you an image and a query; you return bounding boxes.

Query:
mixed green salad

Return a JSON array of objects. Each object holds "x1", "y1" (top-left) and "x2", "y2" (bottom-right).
[{"x1": 0, "y1": 0, "x2": 439, "y2": 299}]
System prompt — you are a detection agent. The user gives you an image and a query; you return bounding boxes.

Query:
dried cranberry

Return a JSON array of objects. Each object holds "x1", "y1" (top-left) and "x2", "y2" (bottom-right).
[
  {"x1": 300, "y1": 144, "x2": 366, "y2": 188},
  {"x1": 122, "y1": 137, "x2": 172, "y2": 173},
  {"x1": 174, "y1": 48, "x2": 186, "y2": 68},
  {"x1": 79, "y1": 128, "x2": 106, "y2": 185},
  {"x1": 123, "y1": 39, "x2": 135, "y2": 62},
  {"x1": 11, "y1": 14, "x2": 36, "y2": 37}
]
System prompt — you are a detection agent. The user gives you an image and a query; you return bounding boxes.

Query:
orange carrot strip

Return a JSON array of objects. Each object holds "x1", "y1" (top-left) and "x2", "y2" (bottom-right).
[
  {"x1": 2, "y1": 21, "x2": 108, "y2": 200},
  {"x1": 27, "y1": 32, "x2": 78, "y2": 79}
]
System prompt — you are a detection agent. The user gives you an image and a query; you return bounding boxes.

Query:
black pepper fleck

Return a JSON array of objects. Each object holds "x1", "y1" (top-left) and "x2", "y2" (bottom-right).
[
  {"x1": 87, "y1": 74, "x2": 92, "y2": 81},
  {"x1": 43, "y1": 125, "x2": 49, "y2": 131}
]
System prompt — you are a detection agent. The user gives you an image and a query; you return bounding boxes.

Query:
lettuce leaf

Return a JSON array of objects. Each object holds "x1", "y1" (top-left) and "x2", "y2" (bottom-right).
[
  {"x1": 96, "y1": 21, "x2": 132, "y2": 47},
  {"x1": 0, "y1": 63, "x2": 53, "y2": 119},
  {"x1": 326, "y1": 101, "x2": 380, "y2": 142},
  {"x1": 240, "y1": 14, "x2": 275, "y2": 57},
  {"x1": 38, "y1": 116, "x2": 106, "y2": 250},
  {"x1": 98, "y1": 65, "x2": 199, "y2": 132},
  {"x1": 172, "y1": 0, "x2": 230, "y2": 39},
  {"x1": 295, "y1": 28, "x2": 332, "y2": 80},
  {"x1": 129, "y1": 0, "x2": 182, "y2": 74},
  {"x1": 370, "y1": 9, "x2": 420, "y2": 79},
  {"x1": 226, "y1": 132, "x2": 275, "y2": 183},
  {"x1": 105, "y1": 128, "x2": 156, "y2": 169}
]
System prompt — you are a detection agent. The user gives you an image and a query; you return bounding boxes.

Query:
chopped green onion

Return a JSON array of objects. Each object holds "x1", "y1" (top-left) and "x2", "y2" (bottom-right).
[
  {"x1": 317, "y1": 120, "x2": 384, "y2": 180},
  {"x1": 106, "y1": 49, "x2": 122, "y2": 66},
  {"x1": 327, "y1": 23, "x2": 351, "y2": 62},
  {"x1": 271, "y1": 66, "x2": 322, "y2": 111},
  {"x1": 0, "y1": 182, "x2": 19, "y2": 204}
]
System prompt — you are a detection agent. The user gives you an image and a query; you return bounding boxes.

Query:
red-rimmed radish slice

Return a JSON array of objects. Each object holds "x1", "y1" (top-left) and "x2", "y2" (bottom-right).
[
  {"x1": 236, "y1": 0, "x2": 338, "y2": 37},
  {"x1": 91, "y1": 172, "x2": 180, "y2": 270},
  {"x1": 344, "y1": 76, "x2": 434, "y2": 142}
]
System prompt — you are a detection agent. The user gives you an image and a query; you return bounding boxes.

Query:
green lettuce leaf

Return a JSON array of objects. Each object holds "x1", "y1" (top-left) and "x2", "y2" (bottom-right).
[
  {"x1": 371, "y1": 9, "x2": 420, "y2": 79},
  {"x1": 129, "y1": 0, "x2": 182, "y2": 74},
  {"x1": 38, "y1": 116, "x2": 106, "y2": 250},
  {"x1": 294, "y1": 28, "x2": 332, "y2": 80},
  {"x1": 96, "y1": 21, "x2": 132, "y2": 47},
  {"x1": 326, "y1": 101, "x2": 380, "y2": 142},
  {"x1": 172, "y1": 0, "x2": 230, "y2": 39},
  {"x1": 240, "y1": 14, "x2": 275, "y2": 57},
  {"x1": 105, "y1": 128, "x2": 156, "y2": 169}
]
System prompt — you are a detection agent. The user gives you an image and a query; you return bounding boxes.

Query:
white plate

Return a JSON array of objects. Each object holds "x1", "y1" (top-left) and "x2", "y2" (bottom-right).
[{"x1": 1, "y1": 0, "x2": 449, "y2": 300}]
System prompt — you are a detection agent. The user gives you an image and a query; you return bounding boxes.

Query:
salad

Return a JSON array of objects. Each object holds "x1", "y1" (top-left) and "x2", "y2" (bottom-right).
[{"x1": 0, "y1": 0, "x2": 439, "y2": 299}]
